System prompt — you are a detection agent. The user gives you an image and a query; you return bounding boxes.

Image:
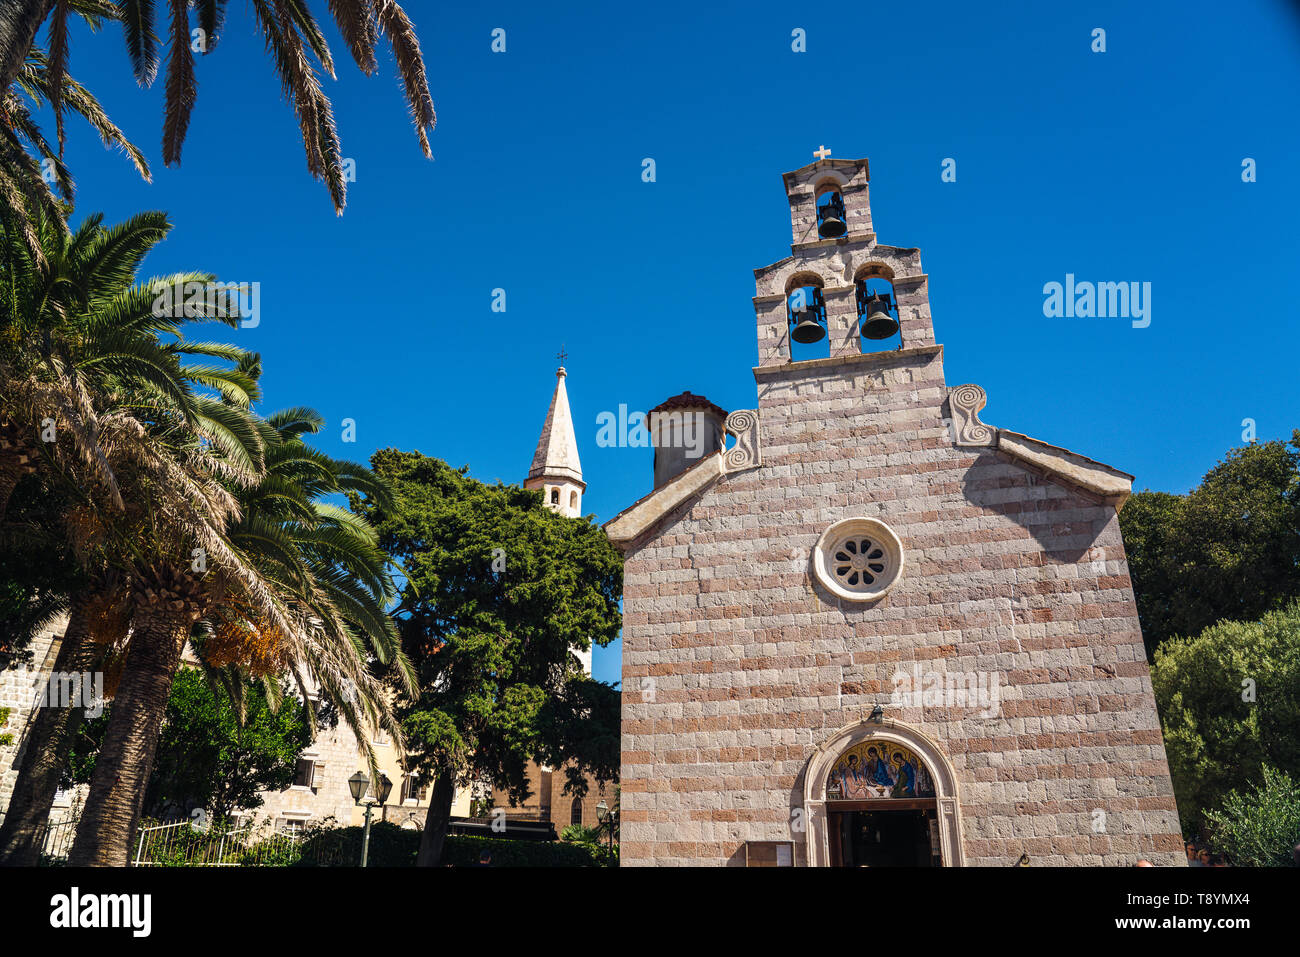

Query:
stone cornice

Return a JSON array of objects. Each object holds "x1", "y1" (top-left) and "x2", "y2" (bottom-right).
[
  {"x1": 947, "y1": 385, "x2": 1135, "y2": 509},
  {"x1": 753, "y1": 343, "x2": 944, "y2": 380},
  {"x1": 995, "y1": 430, "x2": 1134, "y2": 508},
  {"x1": 603, "y1": 451, "x2": 724, "y2": 550}
]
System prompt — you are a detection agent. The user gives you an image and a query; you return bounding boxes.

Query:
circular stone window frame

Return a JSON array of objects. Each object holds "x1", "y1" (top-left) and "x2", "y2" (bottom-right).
[{"x1": 812, "y1": 517, "x2": 905, "y2": 602}]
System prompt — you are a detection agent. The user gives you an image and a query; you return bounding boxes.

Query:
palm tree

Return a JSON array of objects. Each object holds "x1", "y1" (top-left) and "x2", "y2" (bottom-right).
[
  {"x1": 0, "y1": 210, "x2": 261, "y2": 521},
  {"x1": 203, "y1": 406, "x2": 411, "y2": 760},
  {"x1": 1, "y1": 0, "x2": 434, "y2": 215},
  {"x1": 0, "y1": 209, "x2": 265, "y2": 865},
  {"x1": 1, "y1": 6, "x2": 149, "y2": 258},
  {"x1": 66, "y1": 407, "x2": 409, "y2": 865},
  {"x1": 0, "y1": 206, "x2": 402, "y2": 866}
]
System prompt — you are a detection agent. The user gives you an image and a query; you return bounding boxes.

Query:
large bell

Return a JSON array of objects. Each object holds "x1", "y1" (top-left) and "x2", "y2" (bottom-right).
[
  {"x1": 860, "y1": 294, "x2": 899, "y2": 340},
  {"x1": 791, "y1": 316, "x2": 826, "y2": 344},
  {"x1": 817, "y1": 193, "x2": 848, "y2": 239},
  {"x1": 817, "y1": 212, "x2": 846, "y2": 239}
]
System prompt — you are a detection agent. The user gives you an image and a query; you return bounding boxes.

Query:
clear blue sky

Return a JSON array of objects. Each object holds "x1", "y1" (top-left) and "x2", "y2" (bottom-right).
[{"x1": 50, "y1": 1, "x2": 1300, "y2": 685}]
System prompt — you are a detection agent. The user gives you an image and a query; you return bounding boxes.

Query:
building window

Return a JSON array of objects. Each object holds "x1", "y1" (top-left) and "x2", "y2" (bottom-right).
[
  {"x1": 292, "y1": 758, "x2": 315, "y2": 789},
  {"x1": 570, "y1": 798, "x2": 583, "y2": 826},
  {"x1": 402, "y1": 775, "x2": 427, "y2": 804},
  {"x1": 569, "y1": 490, "x2": 577, "y2": 510},
  {"x1": 812, "y1": 517, "x2": 905, "y2": 602},
  {"x1": 550, "y1": 488, "x2": 560, "y2": 505}
]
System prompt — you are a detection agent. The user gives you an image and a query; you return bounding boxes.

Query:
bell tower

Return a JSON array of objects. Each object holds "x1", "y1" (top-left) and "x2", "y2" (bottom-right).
[
  {"x1": 754, "y1": 147, "x2": 938, "y2": 365},
  {"x1": 525, "y1": 360, "x2": 585, "y2": 519},
  {"x1": 525, "y1": 360, "x2": 591, "y2": 675}
]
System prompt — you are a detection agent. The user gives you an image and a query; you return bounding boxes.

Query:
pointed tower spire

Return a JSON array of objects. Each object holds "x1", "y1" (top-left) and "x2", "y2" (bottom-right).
[{"x1": 525, "y1": 364, "x2": 585, "y2": 518}]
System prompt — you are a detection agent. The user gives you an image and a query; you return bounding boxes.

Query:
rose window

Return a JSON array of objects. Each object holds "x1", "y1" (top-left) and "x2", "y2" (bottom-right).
[{"x1": 812, "y1": 518, "x2": 904, "y2": 602}]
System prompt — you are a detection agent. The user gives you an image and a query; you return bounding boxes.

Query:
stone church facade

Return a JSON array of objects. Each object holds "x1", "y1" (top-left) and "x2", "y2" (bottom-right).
[{"x1": 606, "y1": 153, "x2": 1183, "y2": 866}]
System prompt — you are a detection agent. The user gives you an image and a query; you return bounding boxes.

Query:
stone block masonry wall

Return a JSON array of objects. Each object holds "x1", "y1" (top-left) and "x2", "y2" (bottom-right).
[
  {"x1": 0, "y1": 619, "x2": 64, "y2": 816},
  {"x1": 618, "y1": 347, "x2": 1182, "y2": 866}
]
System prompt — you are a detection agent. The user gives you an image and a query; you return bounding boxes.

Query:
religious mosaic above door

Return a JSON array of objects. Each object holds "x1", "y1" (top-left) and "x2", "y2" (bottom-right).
[{"x1": 827, "y1": 741, "x2": 936, "y2": 800}]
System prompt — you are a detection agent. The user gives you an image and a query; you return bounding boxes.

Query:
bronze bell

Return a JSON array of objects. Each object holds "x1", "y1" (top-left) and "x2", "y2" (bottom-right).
[
  {"x1": 818, "y1": 212, "x2": 846, "y2": 238},
  {"x1": 860, "y1": 293, "x2": 899, "y2": 340},
  {"x1": 791, "y1": 315, "x2": 826, "y2": 344},
  {"x1": 817, "y1": 194, "x2": 847, "y2": 238}
]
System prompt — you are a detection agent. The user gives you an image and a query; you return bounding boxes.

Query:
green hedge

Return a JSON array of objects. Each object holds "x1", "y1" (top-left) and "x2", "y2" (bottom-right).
[
  {"x1": 442, "y1": 833, "x2": 610, "y2": 867},
  {"x1": 271, "y1": 821, "x2": 612, "y2": 867}
]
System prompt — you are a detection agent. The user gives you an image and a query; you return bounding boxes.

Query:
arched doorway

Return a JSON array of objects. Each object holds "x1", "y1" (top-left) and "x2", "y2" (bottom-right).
[{"x1": 802, "y1": 718, "x2": 964, "y2": 867}]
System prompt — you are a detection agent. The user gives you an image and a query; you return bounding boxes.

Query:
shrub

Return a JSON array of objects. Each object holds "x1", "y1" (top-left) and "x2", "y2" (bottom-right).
[
  {"x1": 1204, "y1": 766, "x2": 1300, "y2": 867},
  {"x1": 286, "y1": 821, "x2": 611, "y2": 867},
  {"x1": 293, "y1": 820, "x2": 418, "y2": 867},
  {"x1": 442, "y1": 833, "x2": 607, "y2": 867},
  {"x1": 1150, "y1": 602, "x2": 1300, "y2": 834}
]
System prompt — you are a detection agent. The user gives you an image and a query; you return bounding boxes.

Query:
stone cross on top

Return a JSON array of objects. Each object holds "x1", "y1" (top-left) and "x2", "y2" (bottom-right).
[{"x1": 813, "y1": 145, "x2": 832, "y2": 160}]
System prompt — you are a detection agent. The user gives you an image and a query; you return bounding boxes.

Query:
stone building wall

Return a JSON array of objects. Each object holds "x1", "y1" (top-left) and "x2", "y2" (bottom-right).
[
  {"x1": 617, "y1": 343, "x2": 1183, "y2": 866},
  {"x1": 0, "y1": 617, "x2": 66, "y2": 818},
  {"x1": 491, "y1": 762, "x2": 617, "y2": 832}
]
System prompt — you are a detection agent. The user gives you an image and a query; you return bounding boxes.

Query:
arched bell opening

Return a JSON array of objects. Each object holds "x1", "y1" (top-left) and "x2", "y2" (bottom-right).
[
  {"x1": 854, "y1": 272, "x2": 901, "y2": 351},
  {"x1": 786, "y1": 278, "x2": 829, "y2": 362},
  {"x1": 815, "y1": 183, "x2": 847, "y2": 239}
]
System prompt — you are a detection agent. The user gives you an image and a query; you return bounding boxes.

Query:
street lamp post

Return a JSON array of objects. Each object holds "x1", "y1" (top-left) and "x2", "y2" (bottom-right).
[
  {"x1": 596, "y1": 799, "x2": 613, "y2": 857},
  {"x1": 348, "y1": 771, "x2": 393, "y2": 867}
]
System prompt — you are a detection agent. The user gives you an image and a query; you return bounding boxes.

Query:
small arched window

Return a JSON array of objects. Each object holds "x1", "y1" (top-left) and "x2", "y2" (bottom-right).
[
  {"x1": 550, "y1": 488, "x2": 559, "y2": 505},
  {"x1": 854, "y1": 265, "x2": 901, "y2": 351},
  {"x1": 815, "y1": 183, "x2": 847, "y2": 238},
  {"x1": 569, "y1": 491, "x2": 578, "y2": 510},
  {"x1": 570, "y1": 798, "x2": 583, "y2": 826},
  {"x1": 786, "y1": 274, "x2": 828, "y2": 361}
]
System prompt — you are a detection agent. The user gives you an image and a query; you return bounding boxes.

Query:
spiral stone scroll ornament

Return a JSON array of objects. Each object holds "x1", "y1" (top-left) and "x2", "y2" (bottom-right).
[
  {"x1": 723, "y1": 409, "x2": 761, "y2": 472},
  {"x1": 949, "y1": 384, "x2": 995, "y2": 447}
]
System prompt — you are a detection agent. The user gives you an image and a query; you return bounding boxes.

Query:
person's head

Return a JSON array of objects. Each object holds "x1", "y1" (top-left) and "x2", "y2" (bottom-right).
[
  {"x1": 1135, "y1": 859, "x2": 1153, "y2": 867},
  {"x1": 479, "y1": 849, "x2": 492, "y2": 865},
  {"x1": 1197, "y1": 849, "x2": 1210, "y2": 863}
]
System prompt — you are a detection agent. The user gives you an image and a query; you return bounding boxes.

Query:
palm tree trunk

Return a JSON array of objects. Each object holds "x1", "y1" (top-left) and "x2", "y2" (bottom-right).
[
  {"x1": 0, "y1": 598, "x2": 96, "y2": 866},
  {"x1": 0, "y1": 467, "x2": 21, "y2": 523},
  {"x1": 0, "y1": 454, "x2": 35, "y2": 523},
  {"x1": 66, "y1": 599, "x2": 193, "y2": 867},
  {"x1": 0, "y1": 0, "x2": 55, "y2": 94},
  {"x1": 0, "y1": 417, "x2": 37, "y2": 521},
  {"x1": 415, "y1": 772, "x2": 455, "y2": 866}
]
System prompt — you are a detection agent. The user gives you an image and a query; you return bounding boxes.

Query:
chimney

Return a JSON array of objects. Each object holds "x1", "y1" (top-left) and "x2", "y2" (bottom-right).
[{"x1": 649, "y1": 392, "x2": 727, "y2": 489}]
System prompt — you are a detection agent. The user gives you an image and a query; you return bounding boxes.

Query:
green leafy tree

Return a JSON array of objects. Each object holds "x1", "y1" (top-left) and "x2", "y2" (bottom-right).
[
  {"x1": 65, "y1": 668, "x2": 312, "y2": 823},
  {"x1": 1121, "y1": 434, "x2": 1300, "y2": 658},
  {"x1": 145, "y1": 669, "x2": 313, "y2": 822},
  {"x1": 1150, "y1": 602, "x2": 1300, "y2": 834},
  {"x1": 353, "y1": 450, "x2": 623, "y2": 867},
  {"x1": 1204, "y1": 766, "x2": 1300, "y2": 867}
]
